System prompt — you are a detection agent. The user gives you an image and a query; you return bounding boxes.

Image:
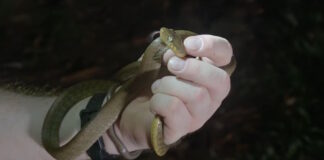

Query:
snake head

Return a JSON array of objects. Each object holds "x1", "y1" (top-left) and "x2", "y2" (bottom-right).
[{"x1": 160, "y1": 27, "x2": 187, "y2": 58}]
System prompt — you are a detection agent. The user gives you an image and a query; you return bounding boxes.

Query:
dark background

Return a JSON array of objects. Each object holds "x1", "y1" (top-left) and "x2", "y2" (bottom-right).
[{"x1": 0, "y1": 0, "x2": 323, "y2": 159}]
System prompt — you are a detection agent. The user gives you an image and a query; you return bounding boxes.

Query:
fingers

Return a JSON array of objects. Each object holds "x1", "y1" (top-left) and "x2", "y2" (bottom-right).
[
  {"x1": 151, "y1": 34, "x2": 233, "y2": 146},
  {"x1": 151, "y1": 76, "x2": 212, "y2": 120},
  {"x1": 150, "y1": 93, "x2": 192, "y2": 144},
  {"x1": 167, "y1": 57, "x2": 231, "y2": 101},
  {"x1": 184, "y1": 35, "x2": 233, "y2": 66}
]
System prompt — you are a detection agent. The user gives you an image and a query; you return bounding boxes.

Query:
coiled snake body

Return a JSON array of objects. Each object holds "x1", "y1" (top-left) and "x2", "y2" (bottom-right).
[{"x1": 42, "y1": 27, "x2": 236, "y2": 159}]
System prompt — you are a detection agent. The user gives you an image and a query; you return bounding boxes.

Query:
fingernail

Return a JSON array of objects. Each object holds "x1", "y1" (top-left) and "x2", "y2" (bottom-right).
[
  {"x1": 168, "y1": 57, "x2": 185, "y2": 71},
  {"x1": 151, "y1": 79, "x2": 160, "y2": 92},
  {"x1": 184, "y1": 37, "x2": 202, "y2": 51}
]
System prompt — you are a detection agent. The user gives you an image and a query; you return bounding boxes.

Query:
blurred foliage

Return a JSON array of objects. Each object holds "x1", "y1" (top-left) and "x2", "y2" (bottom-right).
[{"x1": 0, "y1": 0, "x2": 323, "y2": 159}]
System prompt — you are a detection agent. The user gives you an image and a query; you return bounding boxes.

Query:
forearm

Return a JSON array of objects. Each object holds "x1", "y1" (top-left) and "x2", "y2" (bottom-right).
[{"x1": 0, "y1": 89, "x2": 90, "y2": 159}]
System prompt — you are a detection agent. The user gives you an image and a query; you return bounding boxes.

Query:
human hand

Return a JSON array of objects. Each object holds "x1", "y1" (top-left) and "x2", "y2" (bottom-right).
[{"x1": 105, "y1": 34, "x2": 233, "y2": 154}]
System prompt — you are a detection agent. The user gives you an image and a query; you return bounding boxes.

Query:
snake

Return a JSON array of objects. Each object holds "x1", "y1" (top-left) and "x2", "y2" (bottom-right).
[{"x1": 41, "y1": 27, "x2": 236, "y2": 160}]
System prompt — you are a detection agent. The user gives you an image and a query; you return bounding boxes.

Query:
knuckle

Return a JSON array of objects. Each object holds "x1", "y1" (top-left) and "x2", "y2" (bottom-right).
[
  {"x1": 209, "y1": 36, "x2": 233, "y2": 65},
  {"x1": 160, "y1": 76, "x2": 173, "y2": 85},
  {"x1": 167, "y1": 97, "x2": 181, "y2": 114},
  {"x1": 219, "y1": 68, "x2": 230, "y2": 84},
  {"x1": 216, "y1": 70, "x2": 231, "y2": 100},
  {"x1": 222, "y1": 71, "x2": 231, "y2": 89},
  {"x1": 188, "y1": 119, "x2": 203, "y2": 133},
  {"x1": 219, "y1": 37, "x2": 231, "y2": 47},
  {"x1": 186, "y1": 58, "x2": 201, "y2": 74},
  {"x1": 149, "y1": 94, "x2": 160, "y2": 112},
  {"x1": 218, "y1": 37, "x2": 233, "y2": 62},
  {"x1": 160, "y1": 76, "x2": 168, "y2": 84},
  {"x1": 222, "y1": 70, "x2": 231, "y2": 84},
  {"x1": 202, "y1": 36, "x2": 214, "y2": 52},
  {"x1": 208, "y1": 67, "x2": 229, "y2": 85},
  {"x1": 223, "y1": 73, "x2": 231, "y2": 97},
  {"x1": 192, "y1": 87, "x2": 208, "y2": 101}
]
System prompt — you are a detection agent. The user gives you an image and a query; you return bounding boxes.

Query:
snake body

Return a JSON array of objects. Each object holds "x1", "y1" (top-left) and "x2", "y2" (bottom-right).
[{"x1": 42, "y1": 27, "x2": 236, "y2": 159}]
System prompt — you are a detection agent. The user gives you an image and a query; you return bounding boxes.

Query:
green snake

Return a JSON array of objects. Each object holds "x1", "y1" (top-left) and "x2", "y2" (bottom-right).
[{"x1": 42, "y1": 27, "x2": 236, "y2": 160}]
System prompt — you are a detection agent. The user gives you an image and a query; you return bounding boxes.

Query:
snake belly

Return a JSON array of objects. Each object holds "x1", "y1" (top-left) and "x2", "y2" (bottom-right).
[{"x1": 41, "y1": 27, "x2": 236, "y2": 159}]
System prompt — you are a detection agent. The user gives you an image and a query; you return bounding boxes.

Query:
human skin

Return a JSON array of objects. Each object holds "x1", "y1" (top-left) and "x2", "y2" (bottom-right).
[{"x1": 0, "y1": 34, "x2": 233, "y2": 159}]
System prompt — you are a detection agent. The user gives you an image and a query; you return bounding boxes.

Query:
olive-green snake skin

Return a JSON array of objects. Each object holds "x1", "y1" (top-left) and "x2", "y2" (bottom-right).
[{"x1": 42, "y1": 27, "x2": 236, "y2": 160}]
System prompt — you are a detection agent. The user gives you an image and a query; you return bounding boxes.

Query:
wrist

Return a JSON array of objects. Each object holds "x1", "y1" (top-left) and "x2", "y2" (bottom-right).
[
  {"x1": 104, "y1": 97, "x2": 154, "y2": 155},
  {"x1": 104, "y1": 122, "x2": 148, "y2": 155},
  {"x1": 103, "y1": 123, "x2": 145, "y2": 160},
  {"x1": 103, "y1": 123, "x2": 130, "y2": 155}
]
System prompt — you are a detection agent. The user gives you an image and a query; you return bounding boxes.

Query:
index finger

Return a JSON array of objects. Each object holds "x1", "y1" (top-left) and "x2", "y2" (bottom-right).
[{"x1": 184, "y1": 35, "x2": 233, "y2": 66}]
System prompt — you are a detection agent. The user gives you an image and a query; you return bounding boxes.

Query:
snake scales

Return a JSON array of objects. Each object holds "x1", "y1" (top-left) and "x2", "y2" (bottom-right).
[{"x1": 41, "y1": 27, "x2": 236, "y2": 160}]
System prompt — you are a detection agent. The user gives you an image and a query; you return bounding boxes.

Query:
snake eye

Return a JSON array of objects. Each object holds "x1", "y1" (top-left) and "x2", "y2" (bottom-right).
[
  {"x1": 167, "y1": 36, "x2": 173, "y2": 42},
  {"x1": 148, "y1": 31, "x2": 160, "y2": 42}
]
